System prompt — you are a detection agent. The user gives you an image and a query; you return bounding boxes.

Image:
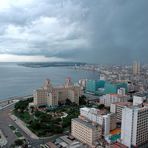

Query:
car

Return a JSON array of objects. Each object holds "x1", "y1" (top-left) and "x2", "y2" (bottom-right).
[{"x1": 28, "y1": 144, "x2": 32, "y2": 147}]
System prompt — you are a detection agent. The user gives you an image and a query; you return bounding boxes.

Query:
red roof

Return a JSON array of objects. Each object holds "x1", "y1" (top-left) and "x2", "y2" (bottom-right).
[{"x1": 111, "y1": 142, "x2": 128, "y2": 148}]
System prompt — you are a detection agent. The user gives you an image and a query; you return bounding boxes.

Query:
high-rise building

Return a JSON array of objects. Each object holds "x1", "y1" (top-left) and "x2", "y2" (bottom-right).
[
  {"x1": 121, "y1": 106, "x2": 148, "y2": 147},
  {"x1": 110, "y1": 102, "x2": 132, "y2": 121},
  {"x1": 132, "y1": 61, "x2": 140, "y2": 75}
]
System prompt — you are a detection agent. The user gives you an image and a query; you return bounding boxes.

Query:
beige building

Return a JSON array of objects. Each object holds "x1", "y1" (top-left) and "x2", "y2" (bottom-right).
[
  {"x1": 33, "y1": 78, "x2": 81, "y2": 107},
  {"x1": 132, "y1": 61, "x2": 140, "y2": 75},
  {"x1": 71, "y1": 118, "x2": 102, "y2": 147}
]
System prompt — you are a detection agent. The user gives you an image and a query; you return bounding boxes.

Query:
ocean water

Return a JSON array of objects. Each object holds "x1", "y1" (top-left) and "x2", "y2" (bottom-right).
[{"x1": 0, "y1": 63, "x2": 99, "y2": 100}]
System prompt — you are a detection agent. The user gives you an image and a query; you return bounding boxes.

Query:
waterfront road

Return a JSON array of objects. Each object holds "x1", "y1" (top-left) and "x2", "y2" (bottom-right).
[{"x1": 0, "y1": 104, "x2": 50, "y2": 148}]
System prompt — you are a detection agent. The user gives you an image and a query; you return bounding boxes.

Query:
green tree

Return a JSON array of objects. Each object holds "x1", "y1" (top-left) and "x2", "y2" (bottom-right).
[
  {"x1": 14, "y1": 139, "x2": 24, "y2": 146},
  {"x1": 79, "y1": 95, "x2": 87, "y2": 105},
  {"x1": 97, "y1": 104, "x2": 105, "y2": 110},
  {"x1": 30, "y1": 120, "x2": 41, "y2": 130},
  {"x1": 65, "y1": 98, "x2": 72, "y2": 105}
]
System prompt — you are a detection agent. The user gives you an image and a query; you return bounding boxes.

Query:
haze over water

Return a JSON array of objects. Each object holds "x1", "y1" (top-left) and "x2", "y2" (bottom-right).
[{"x1": 0, "y1": 63, "x2": 99, "y2": 100}]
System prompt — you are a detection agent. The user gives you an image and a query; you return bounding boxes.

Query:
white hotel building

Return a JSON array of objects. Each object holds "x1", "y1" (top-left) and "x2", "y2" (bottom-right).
[
  {"x1": 121, "y1": 106, "x2": 148, "y2": 148},
  {"x1": 80, "y1": 107, "x2": 116, "y2": 136}
]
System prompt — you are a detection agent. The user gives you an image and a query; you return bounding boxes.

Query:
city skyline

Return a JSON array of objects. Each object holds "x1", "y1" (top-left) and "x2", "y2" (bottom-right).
[{"x1": 0, "y1": 0, "x2": 148, "y2": 63}]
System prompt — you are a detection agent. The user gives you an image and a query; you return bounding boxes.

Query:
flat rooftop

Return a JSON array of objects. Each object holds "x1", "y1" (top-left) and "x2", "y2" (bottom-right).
[
  {"x1": 72, "y1": 118, "x2": 98, "y2": 129},
  {"x1": 112, "y1": 102, "x2": 132, "y2": 106}
]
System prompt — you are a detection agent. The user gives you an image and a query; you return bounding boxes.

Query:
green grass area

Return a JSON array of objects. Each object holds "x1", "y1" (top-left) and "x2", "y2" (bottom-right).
[
  {"x1": 13, "y1": 97, "x2": 87, "y2": 137},
  {"x1": 14, "y1": 111, "x2": 31, "y2": 123}
]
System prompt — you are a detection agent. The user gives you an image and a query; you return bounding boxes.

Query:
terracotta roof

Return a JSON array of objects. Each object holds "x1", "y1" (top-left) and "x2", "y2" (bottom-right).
[{"x1": 111, "y1": 142, "x2": 128, "y2": 148}]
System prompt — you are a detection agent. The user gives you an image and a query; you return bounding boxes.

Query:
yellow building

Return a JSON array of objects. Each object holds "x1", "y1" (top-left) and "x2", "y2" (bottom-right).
[
  {"x1": 71, "y1": 118, "x2": 102, "y2": 147},
  {"x1": 33, "y1": 78, "x2": 81, "y2": 107}
]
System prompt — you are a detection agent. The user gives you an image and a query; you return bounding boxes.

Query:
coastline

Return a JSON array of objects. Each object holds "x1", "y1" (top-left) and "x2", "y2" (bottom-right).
[{"x1": 0, "y1": 95, "x2": 33, "y2": 110}]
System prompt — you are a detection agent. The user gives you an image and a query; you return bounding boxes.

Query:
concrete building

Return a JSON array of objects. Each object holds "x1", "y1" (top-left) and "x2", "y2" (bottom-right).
[
  {"x1": 121, "y1": 106, "x2": 148, "y2": 147},
  {"x1": 133, "y1": 94, "x2": 146, "y2": 106},
  {"x1": 117, "y1": 88, "x2": 126, "y2": 96},
  {"x1": 33, "y1": 78, "x2": 81, "y2": 107},
  {"x1": 71, "y1": 118, "x2": 101, "y2": 147},
  {"x1": 100, "y1": 94, "x2": 129, "y2": 107},
  {"x1": 133, "y1": 61, "x2": 140, "y2": 75},
  {"x1": 78, "y1": 79, "x2": 87, "y2": 90},
  {"x1": 110, "y1": 102, "x2": 132, "y2": 121},
  {"x1": 80, "y1": 107, "x2": 116, "y2": 136}
]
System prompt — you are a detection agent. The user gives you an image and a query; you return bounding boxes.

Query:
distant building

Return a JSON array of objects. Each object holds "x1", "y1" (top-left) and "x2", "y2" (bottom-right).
[
  {"x1": 33, "y1": 78, "x2": 81, "y2": 107},
  {"x1": 104, "y1": 82, "x2": 128, "y2": 94},
  {"x1": 132, "y1": 61, "x2": 140, "y2": 75},
  {"x1": 85, "y1": 80, "x2": 128, "y2": 95},
  {"x1": 78, "y1": 79, "x2": 87, "y2": 90},
  {"x1": 71, "y1": 118, "x2": 101, "y2": 147},
  {"x1": 100, "y1": 94, "x2": 129, "y2": 107},
  {"x1": 85, "y1": 80, "x2": 105, "y2": 94},
  {"x1": 121, "y1": 106, "x2": 148, "y2": 147}
]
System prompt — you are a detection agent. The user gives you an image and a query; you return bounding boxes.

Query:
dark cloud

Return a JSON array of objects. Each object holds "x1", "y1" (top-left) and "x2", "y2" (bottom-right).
[
  {"x1": 84, "y1": 0, "x2": 148, "y2": 64},
  {"x1": 0, "y1": 0, "x2": 147, "y2": 63}
]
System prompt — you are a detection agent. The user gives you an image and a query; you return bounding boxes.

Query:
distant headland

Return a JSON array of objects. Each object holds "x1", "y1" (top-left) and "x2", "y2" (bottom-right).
[{"x1": 18, "y1": 62, "x2": 86, "y2": 68}]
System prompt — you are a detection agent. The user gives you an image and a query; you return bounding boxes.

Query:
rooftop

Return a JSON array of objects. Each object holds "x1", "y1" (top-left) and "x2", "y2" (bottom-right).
[
  {"x1": 72, "y1": 118, "x2": 98, "y2": 129},
  {"x1": 111, "y1": 142, "x2": 128, "y2": 148},
  {"x1": 112, "y1": 102, "x2": 132, "y2": 106}
]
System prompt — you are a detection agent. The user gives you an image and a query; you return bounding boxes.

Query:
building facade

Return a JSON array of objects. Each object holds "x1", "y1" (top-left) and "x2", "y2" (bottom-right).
[
  {"x1": 110, "y1": 102, "x2": 132, "y2": 121},
  {"x1": 133, "y1": 61, "x2": 140, "y2": 75},
  {"x1": 80, "y1": 107, "x2": 116, "y2": 136},
  {"x1": 121, "y1": 106, "x2": 148, "y2": 147},
  {"x1": 71, "y1": 118, "x2": 101, "y2": 147},
  {"x1": 85, "y1": 80, "x2": 105, "y2": 94},
  {"x1": 100, "y1": 94, "x2": 129, "y2": 107},
  {"x1": 33, "y1": 78, "x2": 81, "y2": 107},
  {"x1": 104, "y1": 82, "x2": 128, "y2": 94}
]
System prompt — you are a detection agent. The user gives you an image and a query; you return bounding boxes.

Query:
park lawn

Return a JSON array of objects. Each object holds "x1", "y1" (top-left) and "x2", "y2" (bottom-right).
[{"x1": 14, "y1": 111, "x2": 32, "y2": 123}]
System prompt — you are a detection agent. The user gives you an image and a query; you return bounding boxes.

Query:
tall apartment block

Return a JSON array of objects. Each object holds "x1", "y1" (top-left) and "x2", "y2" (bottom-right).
[
  {"x1": 110, "y1": 102, "x2": 132, "y2": 121},
  {"x1": 133, "y1": 61, "x2": 140, "y2": 75},
  {"x1": 121, "y1": 106, "x2": 148, "y2": 147}
]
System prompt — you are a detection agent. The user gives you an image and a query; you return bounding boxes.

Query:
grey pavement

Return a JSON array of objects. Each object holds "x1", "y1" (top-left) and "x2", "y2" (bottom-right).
[
  {"x1": 0, "y1": 103, "x2": 53, "y2": 148},
  {"x1": 0, "y1": 129, "x2": 7, "y2": 147}
]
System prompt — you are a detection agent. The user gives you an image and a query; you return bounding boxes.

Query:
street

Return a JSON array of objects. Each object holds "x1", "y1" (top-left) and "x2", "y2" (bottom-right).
[{"x1": 0, "y1": 104, "x2": 49, "y2": 148}]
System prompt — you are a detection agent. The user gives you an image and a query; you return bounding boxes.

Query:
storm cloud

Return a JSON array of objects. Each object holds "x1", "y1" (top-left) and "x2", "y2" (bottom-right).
[{"x1": 0, "y1": 0, "x2": 147, "y2": 63}]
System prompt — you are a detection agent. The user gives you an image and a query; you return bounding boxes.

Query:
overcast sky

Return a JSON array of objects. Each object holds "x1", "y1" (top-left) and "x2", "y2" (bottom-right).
[{"x1": 0, "y1": 0, "x2": 147, "y2": 64}]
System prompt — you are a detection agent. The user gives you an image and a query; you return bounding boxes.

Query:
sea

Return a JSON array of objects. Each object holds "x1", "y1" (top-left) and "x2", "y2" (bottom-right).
[{"x1": 0, "y1": 63, "x2": 99, "y2": 100}]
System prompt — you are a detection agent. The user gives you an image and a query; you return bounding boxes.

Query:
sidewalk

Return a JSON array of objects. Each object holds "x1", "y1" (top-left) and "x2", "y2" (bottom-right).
[
  {"x1": 9, "y1": 114, "x2": 39, "y2": 140},
  {"x1": 0, "y1": 129, "x2": 7, "y2": 147}
]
